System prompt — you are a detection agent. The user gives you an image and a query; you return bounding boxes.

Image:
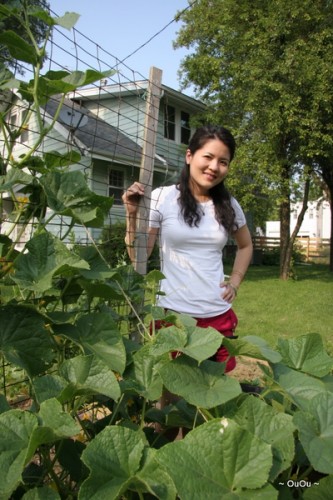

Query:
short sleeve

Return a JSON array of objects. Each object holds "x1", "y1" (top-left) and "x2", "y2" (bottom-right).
[
  {"x1": 149, "y1": 187, "x2": 163, "y2": 228},
  {"x1": 231, "y1": 197, "x2": 247, "y2": 229}
]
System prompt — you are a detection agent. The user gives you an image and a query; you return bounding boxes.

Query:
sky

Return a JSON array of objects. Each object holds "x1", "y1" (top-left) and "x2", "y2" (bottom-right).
[{"x1": 48, "y1": 0, "x2": 193, "y2": 93}]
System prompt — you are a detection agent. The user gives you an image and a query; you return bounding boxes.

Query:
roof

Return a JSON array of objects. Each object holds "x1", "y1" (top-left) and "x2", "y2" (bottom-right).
[
  {"x1": 43, "y1": 96, "x2": 165, "y2": 166},
  {"x1": 69, "y1": 80, "x2": 206, "y2": 111}
]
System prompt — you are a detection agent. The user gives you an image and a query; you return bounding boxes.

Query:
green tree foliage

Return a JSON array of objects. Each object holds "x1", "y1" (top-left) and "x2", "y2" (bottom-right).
[
  {"x1": 0, "y1": 0, "x2": 50, "y2": 73},
  {"x1": 175, "y1": 0, "x2": 333, "y2": 276}
]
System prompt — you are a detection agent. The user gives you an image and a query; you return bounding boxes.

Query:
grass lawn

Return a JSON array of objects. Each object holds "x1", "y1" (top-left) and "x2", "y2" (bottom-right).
[{"x1": 227, "y1": 263, "x2": 333, "y2": 355}]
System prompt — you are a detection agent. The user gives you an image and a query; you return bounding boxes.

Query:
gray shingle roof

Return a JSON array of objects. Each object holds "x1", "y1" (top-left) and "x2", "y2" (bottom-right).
[{"x1": 43, "y1": 96, "x2": 163, "y2": 166}]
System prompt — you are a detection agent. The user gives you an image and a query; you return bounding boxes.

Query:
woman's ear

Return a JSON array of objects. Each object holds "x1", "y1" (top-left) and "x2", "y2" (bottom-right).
[{"x1": 185, "y1": 149, "x2": 192, "y2": 164}]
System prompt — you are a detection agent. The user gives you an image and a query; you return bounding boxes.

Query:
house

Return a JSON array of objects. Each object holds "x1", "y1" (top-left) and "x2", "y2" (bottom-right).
[
  {"x1": 1, "y1": 80, "x2": 206, "y2": 245},
  {"x1": 266, "y1": 198, "x2": 331, "y2": 239}
]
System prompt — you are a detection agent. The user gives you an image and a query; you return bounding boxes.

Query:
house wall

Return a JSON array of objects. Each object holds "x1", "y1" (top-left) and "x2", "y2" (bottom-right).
[
  {"x1": 266, "y1": 199, "x2": 331, "y2": 239},
  {"x1": 81, "y1": 92, "x2": 198, "y2": 172}
]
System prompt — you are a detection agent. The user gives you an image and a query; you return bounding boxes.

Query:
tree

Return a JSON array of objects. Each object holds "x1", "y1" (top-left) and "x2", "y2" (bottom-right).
[
  {"x1": 0, "y1": 0, "x2": 50, "y2": 73},
  {"x1": 175, "y1": 0, "x2": 333, "y2": 277}
]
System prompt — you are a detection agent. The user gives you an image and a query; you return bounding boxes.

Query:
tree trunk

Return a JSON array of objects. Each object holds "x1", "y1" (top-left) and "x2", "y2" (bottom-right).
[
  {"x1": 283, "y1": 177, "x2": 311, "y2": 275},
  {"x1": 319, "y1": 158, "x2": 333, "y2": 272},
  {"x1": 279, "y1": 162, "x2": 291, "y2": 280}
]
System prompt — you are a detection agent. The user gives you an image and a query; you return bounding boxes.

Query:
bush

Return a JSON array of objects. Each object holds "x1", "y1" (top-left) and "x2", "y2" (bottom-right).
[{"x1": 99, "y1": 222, "x2": 160, "y2": 270}]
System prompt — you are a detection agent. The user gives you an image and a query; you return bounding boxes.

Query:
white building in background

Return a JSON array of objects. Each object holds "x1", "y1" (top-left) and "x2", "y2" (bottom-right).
[{"x1": 266, "y1": 199, "x2": 331, "y2": 239}]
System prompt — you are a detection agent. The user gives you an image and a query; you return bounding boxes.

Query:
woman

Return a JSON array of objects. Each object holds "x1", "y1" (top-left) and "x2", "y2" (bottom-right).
[{"x1": 122, "y1": 125, "x2": 253, "y2": 372}]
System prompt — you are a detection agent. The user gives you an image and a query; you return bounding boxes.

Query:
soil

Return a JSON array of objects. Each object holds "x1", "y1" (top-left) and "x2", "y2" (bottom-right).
[{"x1": 229, "y1": 356, "x2": 269, "y2": 384}]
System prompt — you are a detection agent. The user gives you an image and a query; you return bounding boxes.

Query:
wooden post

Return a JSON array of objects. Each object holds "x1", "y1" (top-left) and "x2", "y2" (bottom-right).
[{"x1": 134, "y1": 66, "x2": 163, "y2": 275}]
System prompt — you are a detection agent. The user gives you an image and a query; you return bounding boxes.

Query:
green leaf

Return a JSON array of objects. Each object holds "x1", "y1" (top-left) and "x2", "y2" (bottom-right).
[
  {"x1": 293, "y1": 392, "x2": 333, "y2": 474},
  {"x1": 78, "y1": 246, "x2": 119, "y2": 280},
  {"x1": 130, "y1": 344, "x2": 167, "y2": 400},
  {"x1": 303, "y1": 475, "x2": 333, "y2": 500},
  {"x1": 151, "y1": 325, "x2": 222, "y2": 362},
  {"x1": 157, "y1": 419, "x2": 275, "y2": 498},
  {"x1": 223, "y1": 335, "x2": 282, "y2": 363},
  {"x1": 32, "y1": 374, "x2": 68, "y2": 404},
  {"x1": 52, "y1": 12, "x2": 80, "y2": 30},
  {"x1": 43, "y1": 150, "x2": 81, "y2": 169},
  {"x1": 55, "y1": 438, "x2": 87, "y2": 483},
  {"x1": 59, "y1": 355, "x2": 121, "y2": 402},
  {"x1": 272, "y1": 363, "x2": 332, "y2": 410},
  {"x1": 80, "y1": 427, "x2": 175, "y2": 500},
  {"x1": 130, "y1": 448, "x2": 177, "y2": 500},
  {"x1": 0, "y1": 234, "x2": 13, "y2": 257},
  {"x1": 150, "y1": 326, "x2": 188, "y2": 356},
  {"x1": 39, "y1": 170, "x2": 113, "y2": 227},
  {"x1": 0, "y1": 394, "x2": 10, "y2": 413},
  {"x1": 0, "y1": 169, "x2": 34, "y2": 191},
  {"x1": 29, "y1": 398, "x2": 80, "y2": 451},
  {"x1": 0, "y1": 305, "x2": 54, "y2": 376},
  {"x1": 56, "y1": 313, "x2": 126, "y2": 375},
  {"x1": 80, "y1": 427, "x2": 143, "y2": 499},
  {"x1": 277, "y1": 333, "x2": 333, "y2": 377},
  {"x1": 0, "y1": 30, "x2": 37, "y2": 65},
  {"x1": 0, "y1": 410, "x2": 38, "y2": 499},
  {"x1": 12, "y1": 232, "x2": 89, "y2": 293},
  {"x1": 232, "y1": 396, "x2": 295, "y2": 480},
  {"x1": 22, "y1": 486, "x2": 61, "y2": 499},
  {"x1": 160, "y1": 357, "x2": 242, "y2": 408}
]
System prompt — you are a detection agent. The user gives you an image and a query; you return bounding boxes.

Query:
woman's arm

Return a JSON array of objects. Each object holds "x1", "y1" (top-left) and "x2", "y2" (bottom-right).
[
  {"x1": 221, "y1": 224, "x2": 253, "y2": 302},
  {"x1": 122, "y1": 182, "x2": 159, "y2": 263}
]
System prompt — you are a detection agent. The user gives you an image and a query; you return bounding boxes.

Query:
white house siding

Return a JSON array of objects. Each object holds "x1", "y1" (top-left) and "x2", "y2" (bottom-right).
[
  {"x1": 266, "y1": 200, "x2": 331, "y2": 238},
  {"x1": 81, "y1": 95, "x2": 146, "y2": 151}
]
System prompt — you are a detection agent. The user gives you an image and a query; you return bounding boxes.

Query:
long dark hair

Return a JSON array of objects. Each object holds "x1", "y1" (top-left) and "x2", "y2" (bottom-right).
[{"x1": 178, "y1": 125, "x2": 238, "y2": 233}]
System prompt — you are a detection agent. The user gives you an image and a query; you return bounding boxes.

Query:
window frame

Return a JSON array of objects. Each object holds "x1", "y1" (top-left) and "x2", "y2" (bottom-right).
[{"x1": 108, "y1": 167, "x2": 125, "y2": 205}]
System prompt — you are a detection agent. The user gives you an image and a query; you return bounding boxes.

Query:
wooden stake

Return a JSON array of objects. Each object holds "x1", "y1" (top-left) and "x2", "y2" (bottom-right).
[{"x1": 134, "y1": 66, "x2": 163, "y2": 274}]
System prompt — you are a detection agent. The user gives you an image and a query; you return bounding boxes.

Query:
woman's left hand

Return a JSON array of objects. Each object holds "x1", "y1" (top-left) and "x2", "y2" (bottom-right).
[{"x1": 220, "y1": 282, "x2": 238, "y2": 303}]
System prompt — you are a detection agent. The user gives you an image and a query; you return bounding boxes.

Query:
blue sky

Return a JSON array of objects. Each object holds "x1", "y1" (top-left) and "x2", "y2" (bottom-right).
[{"x1": 48, "y1": 0, "x2": 193, "y2": 93}]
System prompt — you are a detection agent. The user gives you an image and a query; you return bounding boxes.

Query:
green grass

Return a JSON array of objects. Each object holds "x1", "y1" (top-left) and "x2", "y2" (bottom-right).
[{"x1": 228, "y1": 264, "x2": 333, "y2": 354}]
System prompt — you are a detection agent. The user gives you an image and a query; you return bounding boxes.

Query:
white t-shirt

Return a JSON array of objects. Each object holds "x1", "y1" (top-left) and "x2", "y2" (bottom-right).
[{"x1": 149, "y1": 185, "x2": 247, "y2": 318}]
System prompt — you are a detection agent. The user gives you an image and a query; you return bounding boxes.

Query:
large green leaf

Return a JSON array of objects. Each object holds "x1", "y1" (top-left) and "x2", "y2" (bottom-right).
[
  {"x1": 157, "y1": 419, "x2": 275, "y2": 499},
  {"x1": 0, "y1": 305, "x2": 54, "y2": 376},
  {"x1": 80, "y1": 427, "x2": 175, "y2": 499},
  {"x1": 58, "y1": 355, "x2": 121, "y2": 402},
  {"x1": 277, "y1": 333, "x2": 333, "y2": 377},
  {"x1": 129, "y1": 343, "x2": 168, "y2": 400},
  {"x1": 223, "y1": 335, "x2": 282, "y2": 363},
  {"x1": 22, "y1": 486, "x2": 60, "y2": 499},
  {"x1": 32, "y1": 374, "x2": 68, "y2": 404},
  {"x1": 0, "y1": 30, "x2": 37, "y2": 64},
  {"x1": 160, "y1": 356, "x2": 242, "y2": 408},
  {"x1": 54, "y1": 313, "x2": 126, "y2": 375},
  {"x1": 232, "y1": 396, "x2": 295, "y2": 480},
  {"x1": 27, "y1": 398, "x2": 80, "y2": 453},
  {"x1": 77, "y1": 246, "x2": 119, "y2": 280},
  {"x1": 12, "y1": 233, "x2": 89, "y2": 293},
  {"x1": 0, "y1": 169, "x2": 34, "y2": 191},
  {"x1": 272, "y1": 363, "x2": 332, "y2": 410},
  {"x1": 293, "y1": 392, "x2": 333, "y2": 474},
  {"x1": 0, "y1": 410, "x2": 38, "y2": 499},
  {"x1": 303, "y1": 475, "x2": 333, "y2": 499},
  {"x1": 43, "y1": 150, "x2": 81, "y2": 169},
  {"x1": 39, "y1": 170, "x2": 113, "y2": 227},
  {"x1": 151, "y1": 325, "x2": 222, "y2": 362}
]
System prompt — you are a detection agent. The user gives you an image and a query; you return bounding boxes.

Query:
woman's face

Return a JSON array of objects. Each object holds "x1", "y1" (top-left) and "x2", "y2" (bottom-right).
[{"x1": 185, "y1": 138, "x2": 231, "y2": 198}]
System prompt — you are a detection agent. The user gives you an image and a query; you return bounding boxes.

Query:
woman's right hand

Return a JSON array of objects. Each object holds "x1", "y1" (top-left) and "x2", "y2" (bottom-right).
[{"x1": 122, "y1": 182, "x2": 145, "y2": 215}]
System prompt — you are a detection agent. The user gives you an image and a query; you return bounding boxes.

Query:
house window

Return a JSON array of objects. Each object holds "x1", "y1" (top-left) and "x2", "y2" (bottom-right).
[
  {"x1": 164, "y1": 105, "x2": 176, "y2": 140},
  {"x1": 108, "y1": 168, "x2": 124, "y2": 204},
  {"x1": 180, "y1": 111, "x2": 191, "y2": 144},
  {"x1": 9, "y1": 110, "x2": 29, "y2": 143},
  {"x1": 164, "y1": 105, "x2": 192, "y2": 143}
]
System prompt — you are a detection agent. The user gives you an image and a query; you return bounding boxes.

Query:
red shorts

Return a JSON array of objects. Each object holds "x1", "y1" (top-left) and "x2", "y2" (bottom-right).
[
  {"x1": 153, "y1": 308, "x2": 238, "y2": 372},
  {"x1": 195, "y1": 309, "x2": 237, "y2": 372}
]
